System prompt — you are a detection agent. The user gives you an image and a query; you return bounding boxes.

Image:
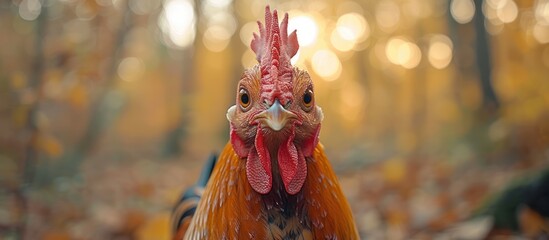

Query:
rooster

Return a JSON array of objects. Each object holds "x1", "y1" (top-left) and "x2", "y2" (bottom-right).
[{"x1": 172, "y1": 6, "x2": 359, "y2": 239}]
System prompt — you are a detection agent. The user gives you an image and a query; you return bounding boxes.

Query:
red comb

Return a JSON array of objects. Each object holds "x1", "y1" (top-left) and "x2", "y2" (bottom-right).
[{"x1": 251, "y1": 6, "x2": 299, "y2": 106}]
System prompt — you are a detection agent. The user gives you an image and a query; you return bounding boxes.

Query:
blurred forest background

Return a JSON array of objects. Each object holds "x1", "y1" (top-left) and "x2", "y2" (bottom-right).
[{"x1": 0, "y1": 0, "x2": 548, "y2": 239}]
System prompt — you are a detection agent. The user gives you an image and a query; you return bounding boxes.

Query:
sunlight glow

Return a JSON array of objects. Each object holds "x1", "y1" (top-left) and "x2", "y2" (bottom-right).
[
  {"x1": 288, "y1": 14, "x2": 319, "y2": 47},
  {"x1": 312, "y1": 50, "x2": 342, "y2": 81},
  {"x1": 158, "y1": 0, "x2": 196, "y2": 49}
]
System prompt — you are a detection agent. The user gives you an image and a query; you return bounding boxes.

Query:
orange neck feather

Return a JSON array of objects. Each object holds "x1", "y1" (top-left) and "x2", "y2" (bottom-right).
[{"x1": 183, "y1": 142, "x2": 359, "y2": 239}]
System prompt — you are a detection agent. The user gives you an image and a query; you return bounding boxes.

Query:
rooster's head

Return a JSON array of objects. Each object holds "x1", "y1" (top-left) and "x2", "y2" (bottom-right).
[{"x1": 227, "y1": 6, "x2": 324, "y2": 195}]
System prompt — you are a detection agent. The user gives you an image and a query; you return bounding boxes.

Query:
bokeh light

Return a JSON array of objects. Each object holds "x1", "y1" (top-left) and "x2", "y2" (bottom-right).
[
  {"x1": 158, "y1": 0, "x2": 196, "y2": 49},
  {"x1": 385, "y1": 37, "x2": 422, "y2": 69},
  {"x1": 118, "y1": 57, "x2": 145, "y2": 82},
  {"x1": 485, "y1": 19, "x2": 505, "y2": 35},
  {"x1": 311, "y1": 50, "x2": 342, "y2": 81},
  {"x1": 533, "y1": 23, "x2": 549, "y2": 43},
  {"x1": 288, "y1": 14, "x2": 319, "y2": 47},
  {"x1": 496, "y1": 0, "x2": 519, "y2": 23},
  {"x1": 404, "y1": 0, "x2": 433, "y2": 19},
  {"x1": 331, "y1": 13, "x2": 370, "y2": 52},
  {"x1": 535, "y1": 0, "x2": 549, "y2": 25},
  {"x1": 240, "y1": 21, "x2": 258, "y2": 46},
  {"x1": 203, "y1": 26, "x2": 231, "y2": 52},
  {"x1": 201, "y1": 0, "x2": 236, "y2": 52},
  {"x1": 337, "y1": 13, "x2": 370, "y2": 42},
  {"x1": 428, "y1": 35, "x2": 454, "y2": 69},
  {"x1": 18, "y1": 0, "x2": 42, "y2": 21},
  {"x1": 483, "y1": 0, "x2": 507, "y2": 35},
  {"x1": 483, "y1": 0, "x2": 502, "y2": 24},
  {"x1": 376, "y1": 0, "x2": 401, "y2": 32},
  {"x1": 451, "y1": 0, "x2": 476, "y2": 24},
  {"x1": 331, "y1": 29, "x2": 356, "y2": 52},
  {"x1": 402, "y1": 42, "x2": 421, "y2": 69}
]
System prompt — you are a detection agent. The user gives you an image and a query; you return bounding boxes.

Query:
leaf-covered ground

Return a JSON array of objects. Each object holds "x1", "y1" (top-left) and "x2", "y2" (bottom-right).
[{"x1": 2, "y1": 140, "x2": 546, "y2": 240}]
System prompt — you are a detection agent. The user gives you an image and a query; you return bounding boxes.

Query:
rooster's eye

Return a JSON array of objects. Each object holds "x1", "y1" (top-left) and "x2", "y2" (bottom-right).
[
  {"x1": 239, "y1": 88, "x2": 251, "y2": 110},
  {"x1": 302, "y1": 89, "x2": 313, "y2": 111}
]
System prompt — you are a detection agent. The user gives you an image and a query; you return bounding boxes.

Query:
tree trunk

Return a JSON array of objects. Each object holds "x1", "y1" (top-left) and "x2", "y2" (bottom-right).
[{"x1": 473, "y1": 0, "x2": 499, "y2": 111}]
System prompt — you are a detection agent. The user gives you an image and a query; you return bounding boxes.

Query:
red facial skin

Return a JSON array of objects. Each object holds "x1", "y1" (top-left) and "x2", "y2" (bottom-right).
[
  {"x1": 226, "y1": 6, "x2": 323, "y2": 195},
  {"x1": 228, "y1": 66, "x2": 322, "y2": 195}
]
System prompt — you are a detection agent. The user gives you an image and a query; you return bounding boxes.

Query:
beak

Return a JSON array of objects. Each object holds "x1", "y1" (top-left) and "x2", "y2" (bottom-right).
[{"x1": 255, "y1": 100, "x2": 297, "y2": 131}]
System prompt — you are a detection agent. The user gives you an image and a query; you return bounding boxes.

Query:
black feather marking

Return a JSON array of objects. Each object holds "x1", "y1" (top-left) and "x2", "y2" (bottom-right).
[
  {"x1": 171, "y1": 153, "x2": 219, "y2": 234},
  {"x1": 197, "y1": 153, "x2": 218, "y2": 187}
]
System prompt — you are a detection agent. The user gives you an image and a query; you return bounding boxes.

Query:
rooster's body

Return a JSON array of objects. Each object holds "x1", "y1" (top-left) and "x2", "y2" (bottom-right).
[{"x1": 173, "y1": 6, "x2": 359, "y2": 240}]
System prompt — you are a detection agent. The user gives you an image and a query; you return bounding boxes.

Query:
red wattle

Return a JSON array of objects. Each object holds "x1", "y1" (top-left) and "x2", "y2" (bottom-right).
[
  {"x1": 245, "y1": 128, "x2": 272, "y2": 194},
  {"x1": 230, "y1": 127, "x2": 248, "y2": 158},
  {"x1": 277, "y1": 129, "x2": 307, "y2": 195},
  {"x1": 301, "y1": 124, "x2": 320, "y2": 157}
]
